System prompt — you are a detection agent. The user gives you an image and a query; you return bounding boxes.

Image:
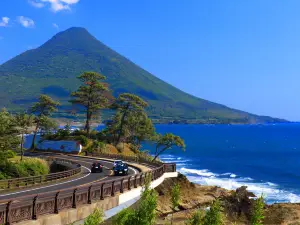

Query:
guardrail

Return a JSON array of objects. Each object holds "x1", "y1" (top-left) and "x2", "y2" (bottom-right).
[
  {"x1": 87, "y1": 152, "x2": 163, "y2": 167},
  {"x1": 0, "y1": 162, "x2": 176, "y2": 225},
  {"x1": 0, "y1": 157, "x2": 81, "y2": 189}
]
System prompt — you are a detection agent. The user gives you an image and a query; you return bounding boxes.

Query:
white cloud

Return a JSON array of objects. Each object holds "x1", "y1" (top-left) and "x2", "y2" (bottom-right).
[
  {"x1": 17, "y1": 16, "x2": 35, "y2": 28},
  {"x1": 53, "y1": 23, "x2": 59, "y2": 29},
  {"x1": 0, "y1": 17, "x2": 10, "y2": 27},
  {"x1": 28, "y1": 0, "x2": 45, "y2": 8},
  {"x1": 29, "y1": 0, "x2": 80, "y2": 12}
]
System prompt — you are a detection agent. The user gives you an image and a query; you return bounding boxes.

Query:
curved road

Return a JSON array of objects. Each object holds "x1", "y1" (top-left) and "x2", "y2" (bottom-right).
[{"x1": 0, "y1": 154, "x2": 138, "y2": 200}]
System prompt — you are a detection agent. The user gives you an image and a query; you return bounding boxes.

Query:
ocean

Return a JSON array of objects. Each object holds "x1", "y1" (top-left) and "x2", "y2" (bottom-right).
[
  {"x1": 145, "y1": 124, "x2": 300, "y2": 204},
  {"x1": 25, "y1": 123, "x2": 300, "y2": 204}
]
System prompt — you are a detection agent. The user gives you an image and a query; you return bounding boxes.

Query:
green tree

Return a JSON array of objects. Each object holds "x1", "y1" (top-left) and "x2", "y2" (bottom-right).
[
  {"x1": 251, "y1": 196, "x2": 265, "y2": 225},
  {"x1": 84, "y1": 208, "x2": 104, "y2": 225},
  {"x1": 152, "y1": 133, "x2": 185, "y2": 162},
  {"x1": 126, "y1": 111, "x2": 155, "y2": 149},
  {"x1": 30, "y1": 95, "x2": 60, "y2": 149},
  {"x1": 203, "y1": 199, "x2": 223, "y2": 225},
  {"x1": 113, "y1": 175, "x2": 157, "y2": 225},
  {"x1": 39, "y1": 116, "x2": 58, "y2": 135},
  {"x1": 14, "y1": 112, "x2": 34, "y2": 160},
  {"x1": 70, "y1": 72, "x2": 110, "y2": 136},
  {"x1": 111, "y1": 93, "x2": 148, "y2": 145},
  {"x1": 0, "y1": 108, "x2": 19, "y2": 152}
]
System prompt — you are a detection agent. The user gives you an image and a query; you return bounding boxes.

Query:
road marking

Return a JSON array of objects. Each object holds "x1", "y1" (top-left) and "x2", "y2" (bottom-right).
[{"x1": 0, "y1": 166, "x2": 92, "y2": 197}]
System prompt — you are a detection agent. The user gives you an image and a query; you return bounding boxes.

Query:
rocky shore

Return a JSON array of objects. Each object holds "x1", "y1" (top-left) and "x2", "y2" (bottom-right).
[{"x1": 155, "y1": 173, "x2": 300, "y2": 224}]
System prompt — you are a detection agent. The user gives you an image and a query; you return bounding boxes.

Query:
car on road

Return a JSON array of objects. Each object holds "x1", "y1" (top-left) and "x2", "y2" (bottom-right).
[
  {"x1": 113, "y1": 160, "x2": 123, "y2": 168},
  {"x1": 113, "y1": 163, "x2": 129, "y2": 175},
  {"x1": 91, "y1": 162, "x2": 103, "y2": 173}
]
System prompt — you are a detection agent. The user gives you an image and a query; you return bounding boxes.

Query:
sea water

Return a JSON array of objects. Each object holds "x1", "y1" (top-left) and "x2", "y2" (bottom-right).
[{"x1": 144, "y1": 124, "x2": 300, "y2": 204}]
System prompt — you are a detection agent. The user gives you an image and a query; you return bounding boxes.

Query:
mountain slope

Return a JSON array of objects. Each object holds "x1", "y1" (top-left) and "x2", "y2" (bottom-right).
[{"x1": 0, "y1": 27, "x2": 284, "y2": 123}]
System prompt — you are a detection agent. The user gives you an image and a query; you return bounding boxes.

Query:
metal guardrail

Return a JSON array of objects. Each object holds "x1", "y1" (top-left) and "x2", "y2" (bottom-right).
[
  {"x1": 0, "y1": 162, "x2": 176, "y2": 225},
  {"x1": 0, "y1": 157, "x2": 81, "y2": 189},
  {"x1": 87, "y1": 152, "x2": 163, "y2": 167}
]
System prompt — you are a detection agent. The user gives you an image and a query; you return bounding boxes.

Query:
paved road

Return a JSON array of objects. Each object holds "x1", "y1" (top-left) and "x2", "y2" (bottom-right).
[{"x1": 0, "y1": 154, "x2": 138, "y2": 201}]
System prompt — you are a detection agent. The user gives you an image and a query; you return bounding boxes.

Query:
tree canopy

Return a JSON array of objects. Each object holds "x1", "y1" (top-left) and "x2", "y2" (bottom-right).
[
  {"x1": 70, "y1": 71, "x2": 111, "y2": 135},
  {"x1": 30, "y1": 95, "x2": 60, "y2": 149},
  {"x1": 153, "y1": 133, "x2": 185, "y2": 161}
]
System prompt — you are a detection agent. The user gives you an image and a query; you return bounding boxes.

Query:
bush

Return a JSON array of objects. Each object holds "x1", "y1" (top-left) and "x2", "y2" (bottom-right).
[
  {"x1": 203, "y1": 199, "x2": 223, "y2": 225},
  {"x1": 0, "y1": 157, "x2": 49, "y2": 179},
  {"x1": 84, "y1": 208, "x2": 104, "y2": 225},
  {"x1": 76, "y1": 135, "x2": 88, "y2": 146},
  {"x1": 186, "y1": 209, "x2": 204, "y2": 225},
  {"x1": 6, "y1": 150, "x2": 16, "y2": 159},
  {"x1": 171, "y1": 183, "x2": 181, "y2": 210},
  {"x1": 251, "y1": 196, "x2": 265, "y2": 225},
  {"x1": 113, "y1": 175, "x2": 157, "y2": 225}
]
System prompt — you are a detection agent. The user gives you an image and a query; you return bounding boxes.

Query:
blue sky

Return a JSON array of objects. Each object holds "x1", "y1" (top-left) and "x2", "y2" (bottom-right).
[{"x1": 0, "y1": 0, "x2": 300, "y2": 120}]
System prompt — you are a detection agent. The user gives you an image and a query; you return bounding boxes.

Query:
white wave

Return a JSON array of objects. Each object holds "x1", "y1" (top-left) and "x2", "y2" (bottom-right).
[
  {"x1": 185, "y1": 174, "x2": 300, "y2": 204},
  {"x1": 221, "y1": 173, "x2": 237, "y2": 178},
  {"x1": 179, "y1": 167, "x2": 217, "y2": 177}
]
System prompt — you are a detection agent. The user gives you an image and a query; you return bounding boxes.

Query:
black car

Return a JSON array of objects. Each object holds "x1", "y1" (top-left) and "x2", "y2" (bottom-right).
[
  {"x1": 91, "y1": 162, "x2": 103, "y2": 173},
  {"x1": 114, "y1": 163, "x2": 129, "y2": 175}
]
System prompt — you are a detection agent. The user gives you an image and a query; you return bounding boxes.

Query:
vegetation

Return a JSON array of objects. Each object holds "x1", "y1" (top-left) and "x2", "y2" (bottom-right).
[
  {"x1": 14, "y1": 112, "x2": 34, "y2": 160},
  {"x1": 70, "y1": 72, "x2": 110, "y2": 136},
  {"x1": 251, "y1": 196, "x2": 265, "y2": 225},
  {"x1": 0, "y1": 157, "x2": 49, "y2": 179},
  {"x1": 0, "y1": 27, "x2": 285, "y2": 124},
  {"x1": 203, "y1": 199, "x2": 223, "y2": 225},
  {"x1": 186, "y1": 209, "x2": 204, "y2": 225},
  {"x1": 30, "y1": 94, "x2": 60, "y2": 149},
  {"x1": 185, "y1": 199, "x2": 223, "y2": 225},
  {"x1": 0, "y1": 108, "x2": 19, "y2": 152},
  {"x1": 171, "y1": 183, "x2": 181, "y2": 211},
  {"x1": 153, "y1": 133, "x2": 185, "y2": 161},
  {"x1": 84, "y1": 208, "x2": 104, "y2": 225},
  {"x1": 113, "y1": 175, "x2": 157, "y2": 225},
  {"x1": 111, "y1": 93, "x2": 148, "y2": 145}
]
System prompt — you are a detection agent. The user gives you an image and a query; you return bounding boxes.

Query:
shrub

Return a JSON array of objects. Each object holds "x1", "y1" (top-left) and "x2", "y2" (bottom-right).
[
  {"x1": 113, "y1": 175, "x2": 157, "y2": 225},
  {"x1": 76, "y1": 135, "x2": 88, "y2": 146},
  {"x1": 171, "y1": 183, "x2": 181, "y2": 210},
  {"x1": 84, "y1": 208, "x2": 104, "y2": 225},
  {"x1": 203, "y1": 199, "x2": 223, "y2": 225},
  {"x1": 186, "y1": 209, "x2": 204, "y2": 225},
  {"x1": 6, "y1": 150, "x2": 16, "y2": 159},
  {"x1": 251, "y1": 196, "x2": 265, "y2": 225}
]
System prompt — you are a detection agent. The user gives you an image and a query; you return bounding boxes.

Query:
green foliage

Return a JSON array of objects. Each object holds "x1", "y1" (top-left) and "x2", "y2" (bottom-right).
[
  {"x1": 14, "y1": 112, "x2": 34, "y2": 160},
  {"x1": 251, "y1": 196, "x2": 265, "y2": 225},
  {"x1": 5, "y1": 150, "x2": 16, "y2": 159},
  {"x1": 203, "y1": 199, "x2": 223, "y2": 225},
  {"x1": 84, "y1": 208, "x2": 104, "y2": 225},
  {"x1": 30, "y1": 95, "x2": 60, "y2": 149},
  {"x1": 186, "y1": 209, "x2": 204, "y2": 225},
  {"x1": 0, "y1": 157, "x2": 49, "y2": 179},
  {"x1": 171, "y1": 183, "x2": 181, "y2": 210},
  {"x1": 113, "y1": 175, "x2": 157, "y2": 225},
  {"x1": 0, "y1": 108, "x2": 20, "y2": 152},
  {"x1": 153, "y1": 133, "x2": 185, "y2": 161},
  {"x1": 111, "y1": 93, "x2": 148, "y2": 145},
  {"x1": 39, "y1": 116, "x2": 58, "y2": 135},
  {"x1": 76, "y1": 135, "x2": 88, "y2": 146},
  {"x1": 112, "y1": 207, "x2": 136, "y2": 225},
  {"x1": 70, "y1": 71, "x2": 111, "y2": 135}
]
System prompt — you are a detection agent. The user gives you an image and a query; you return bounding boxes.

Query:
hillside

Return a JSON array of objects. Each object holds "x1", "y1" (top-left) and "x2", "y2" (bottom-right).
[{"x1": 0, "y1": 27, "x2": 285, "y2": 123}]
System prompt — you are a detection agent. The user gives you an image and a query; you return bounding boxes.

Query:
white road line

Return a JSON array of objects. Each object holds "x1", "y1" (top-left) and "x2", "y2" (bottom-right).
[{"x1": 0, "y1": 166, "x2": 91, "y2": 197}]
